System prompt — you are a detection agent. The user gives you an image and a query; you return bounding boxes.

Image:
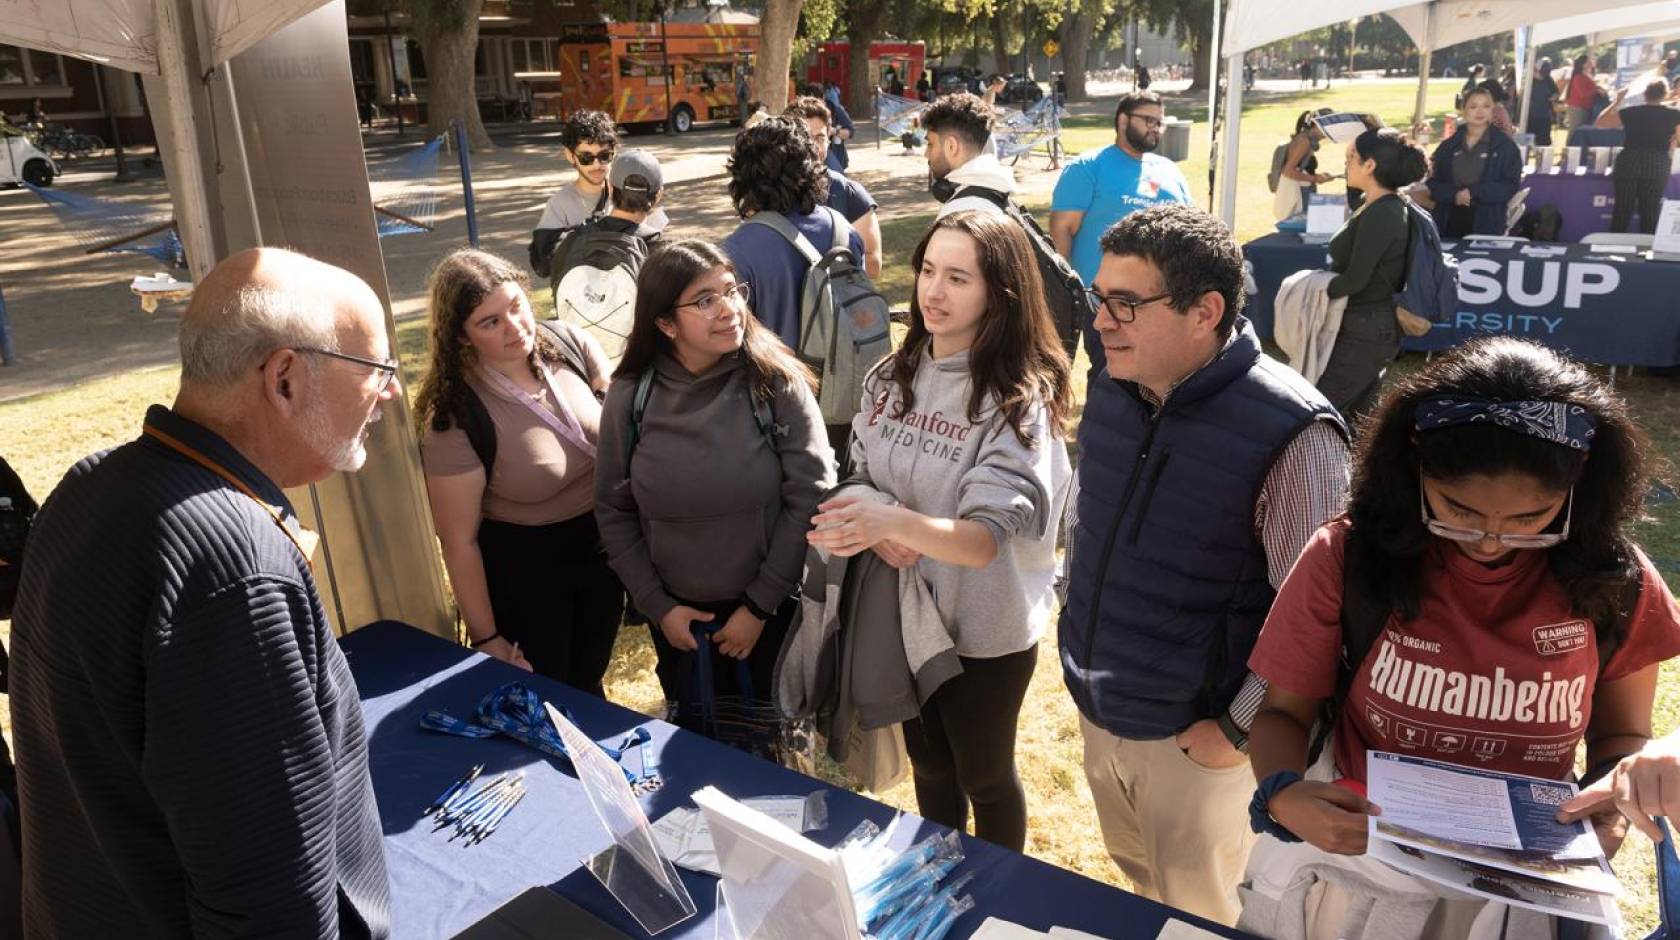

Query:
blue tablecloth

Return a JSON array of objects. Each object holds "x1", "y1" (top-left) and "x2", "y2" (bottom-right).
[
  {"x1": 1243, "y1": 233, "x2": 1680, "y2": 367},
  {"x1": 1521, "y1": 171, "x2": 1680, "y2": 242},
  {"x1": 344, "y1": 621, "x2": 1252, "y2": 940}
]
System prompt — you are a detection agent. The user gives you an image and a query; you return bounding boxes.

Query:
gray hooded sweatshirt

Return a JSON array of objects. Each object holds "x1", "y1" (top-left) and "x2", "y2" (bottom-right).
[
  {"x1": 594, "y1": 351, "x2": 835, "y2": 625},
  {"x1": 848, "y1": 343, "x2": 1071, "y2": 658}
]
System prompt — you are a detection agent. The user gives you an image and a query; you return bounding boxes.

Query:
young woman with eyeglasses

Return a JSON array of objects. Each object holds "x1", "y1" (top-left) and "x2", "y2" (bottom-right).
[
  {"x1": 414, "y1": 249, "x2": 624, "y2": 692},
  {"x1": 594, "y1": 239, "x2": 833, "y2": 744},
  {"x1": 1237, "y1": 337, "x2": 1680, "y2": 939}
]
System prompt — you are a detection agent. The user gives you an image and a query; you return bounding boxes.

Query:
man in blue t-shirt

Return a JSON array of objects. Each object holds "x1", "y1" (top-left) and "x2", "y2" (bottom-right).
[
  {"x1": 1050, "y1": 90, "x2": 1192, "y2": 289},
  {"x1": 785, "y1": 95, "x2": 882, "y2": 277}
]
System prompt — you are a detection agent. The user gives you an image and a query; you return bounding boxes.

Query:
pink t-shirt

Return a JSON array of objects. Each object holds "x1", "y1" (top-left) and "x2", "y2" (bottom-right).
[{"x1": 1250, "y1": 523, "x2": 1680, "y2": 784}]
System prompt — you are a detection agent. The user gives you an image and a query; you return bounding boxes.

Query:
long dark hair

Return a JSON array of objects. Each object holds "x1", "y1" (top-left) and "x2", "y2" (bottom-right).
[
  {"x1": 413, "y1": 248, "x2": 571, "y2": 435},
  {"x1": 614, "y1": 239, "x2": 816, "y2": 400},
  {"x1": 883, "y1": 210, "x2": 1072, "y2": 446},
  {"x1": 1344, "y1": 337, "x2": 1653, "y2": 640}
]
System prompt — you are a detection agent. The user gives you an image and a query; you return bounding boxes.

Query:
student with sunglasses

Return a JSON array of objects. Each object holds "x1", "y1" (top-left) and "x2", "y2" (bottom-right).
[{"x1": 1240, "y1": 337, "x2": 1680, "y2": 939}]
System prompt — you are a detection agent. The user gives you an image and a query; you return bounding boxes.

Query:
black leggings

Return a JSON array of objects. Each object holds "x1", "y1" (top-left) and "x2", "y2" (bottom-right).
[
  {"x1": 478, "y1": 512, "x2": 624, "y2": 697},
  {"x1": 1613, "y1": 149, "x2": 1671, "y2": 235},
  {"x1": 901, "y1": 644, "x2": 1037, "y2": 851}
]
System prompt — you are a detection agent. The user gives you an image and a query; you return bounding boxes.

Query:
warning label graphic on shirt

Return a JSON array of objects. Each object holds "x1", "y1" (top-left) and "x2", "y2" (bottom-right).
[{"x1": 1533, "y1": 621, "x2": 1589, "y2": 657}]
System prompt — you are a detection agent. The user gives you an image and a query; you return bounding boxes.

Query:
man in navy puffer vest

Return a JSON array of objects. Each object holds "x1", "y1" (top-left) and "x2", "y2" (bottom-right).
[{"x1": 1060, "y1": 205, "x2": 1350, "y2": 926}]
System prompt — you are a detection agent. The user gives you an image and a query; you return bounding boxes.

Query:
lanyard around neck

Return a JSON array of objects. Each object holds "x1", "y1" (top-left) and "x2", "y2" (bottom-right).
[
  {"x1": 480, "y1": 364, "x2": 597, "y2": 459},
  {"x1": 142, "y1": 423, "x2": 320, "y2": 565}
]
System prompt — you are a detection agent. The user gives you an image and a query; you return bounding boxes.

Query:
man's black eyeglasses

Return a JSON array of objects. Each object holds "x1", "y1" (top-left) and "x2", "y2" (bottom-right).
[
  {"x1": 1084, "y1": 289, "x2": 1173, "y2": 324},
  {"x1": 573, "y1": 149, "x2": 615, "y2": 166},
  {"x1": 295, "y1": 347, "x2": 399, "y2": 393}
]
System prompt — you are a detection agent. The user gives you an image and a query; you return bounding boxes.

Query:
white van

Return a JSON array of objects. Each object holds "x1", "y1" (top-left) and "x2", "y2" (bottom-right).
[{"x1": 1, "y1": 124, "x2": 57, "y2": 187}]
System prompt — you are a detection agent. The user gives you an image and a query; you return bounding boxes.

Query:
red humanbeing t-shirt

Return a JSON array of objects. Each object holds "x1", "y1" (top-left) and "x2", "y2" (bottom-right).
[{"x1": 1250, "y1": 522, "x2": 1680, "y2": 785}]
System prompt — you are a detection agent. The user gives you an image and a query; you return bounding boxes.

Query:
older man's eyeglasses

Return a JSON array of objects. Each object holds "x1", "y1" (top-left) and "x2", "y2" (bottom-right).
[
  {"x1": 295, "y1": 347, "x2": 399, "y2": 394},
  {"x1": 673, "y1": 283, "x2": 750, "y2": 320},
  {"x1": 1085, "y1": 288, "x2": 1172, "y2": 324}
]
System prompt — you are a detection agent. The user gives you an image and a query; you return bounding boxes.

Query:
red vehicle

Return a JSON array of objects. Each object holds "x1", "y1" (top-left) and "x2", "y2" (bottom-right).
[{"x1": 805, "y1": 40, "x2": 926, "y2": 112}]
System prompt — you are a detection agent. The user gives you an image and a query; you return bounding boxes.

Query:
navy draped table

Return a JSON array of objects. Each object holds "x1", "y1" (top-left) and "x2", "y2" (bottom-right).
[
  {"x1": 1520, "y1": 171, "x2": 1680, "y2": 243},
  {"x1": 1243, "y1": 233, "x2": 1680, "y2": 367},
  {"x1": 343, "y1": 621, "x2": 1252, "y2": 939}
]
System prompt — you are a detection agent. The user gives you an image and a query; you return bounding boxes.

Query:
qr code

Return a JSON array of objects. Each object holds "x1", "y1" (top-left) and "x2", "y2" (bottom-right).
[{"x1": 1529, "y1": 783, "x2": 1570, "y2": 806}]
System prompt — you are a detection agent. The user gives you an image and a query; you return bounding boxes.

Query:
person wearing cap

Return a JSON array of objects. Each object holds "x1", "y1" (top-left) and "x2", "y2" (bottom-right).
[{"x1": 549, "y1": 148, "x2": 667, "y2": 290}]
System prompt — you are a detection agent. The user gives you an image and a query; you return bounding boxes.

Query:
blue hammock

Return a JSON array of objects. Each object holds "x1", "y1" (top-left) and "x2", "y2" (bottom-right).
[{"x1": 24, "y1": 135, "x2": 445, "y2": 269}]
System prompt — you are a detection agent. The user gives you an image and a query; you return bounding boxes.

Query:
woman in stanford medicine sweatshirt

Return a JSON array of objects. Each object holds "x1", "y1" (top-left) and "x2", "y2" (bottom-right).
[
  {"x1": 595, "y1": 239, "x2": 833, "y2": 740},
  {"x1": 809, "y1": 210, "x2": 1073, "y2": 850}
]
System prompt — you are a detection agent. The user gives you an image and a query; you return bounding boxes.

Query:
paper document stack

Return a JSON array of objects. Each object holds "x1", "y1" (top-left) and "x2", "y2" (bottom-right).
[{"x1": 1365, "y1": 751, "x2": 1621, "y2": 927}]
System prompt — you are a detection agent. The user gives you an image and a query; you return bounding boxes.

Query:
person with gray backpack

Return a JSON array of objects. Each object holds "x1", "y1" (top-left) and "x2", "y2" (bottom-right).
[
  {"x1": 722, "y1": 117, "x2": 889, "y2": 471},
  {"x1": 549, "y1": 148, "x2": 667, "y2": 362}
]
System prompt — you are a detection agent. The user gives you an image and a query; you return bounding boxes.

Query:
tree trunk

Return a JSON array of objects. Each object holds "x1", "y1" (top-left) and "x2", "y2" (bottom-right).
[
  {"x1": 1188, "y1": 35, "x2": 1211, "y2": 92},
  {"x1": 990, "y1": 8, "x2": 1012, "y2": 77},
  {"x1": 757, "y1": 0, "x2": 806, "y2": 112},
  {"x1": 1057, "y1": 6, "x2": 1096, "y2": 101},
  {"x1": 848, "y1": 0, "x2": 887, "y2": 118},
  {"x1": 413, "y1": 0, "x2": 492, "y2": 150}
]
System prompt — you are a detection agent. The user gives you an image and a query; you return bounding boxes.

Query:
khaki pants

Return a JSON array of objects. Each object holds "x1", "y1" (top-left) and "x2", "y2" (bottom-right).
[{"x1": 1080, "y1": 716, "x2": 1257, "y2": 926}]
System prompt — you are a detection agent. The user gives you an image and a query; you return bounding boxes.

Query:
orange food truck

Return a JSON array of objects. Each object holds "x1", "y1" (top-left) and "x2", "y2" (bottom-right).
[{"x1": 555, "y1": 21, "x2": 761, "y2": 132}]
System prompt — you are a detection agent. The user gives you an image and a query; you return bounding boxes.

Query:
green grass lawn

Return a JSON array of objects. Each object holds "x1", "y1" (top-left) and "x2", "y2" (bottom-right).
[{"x1": 5, "y1": 79, "x2": 1680, "y2": 933}]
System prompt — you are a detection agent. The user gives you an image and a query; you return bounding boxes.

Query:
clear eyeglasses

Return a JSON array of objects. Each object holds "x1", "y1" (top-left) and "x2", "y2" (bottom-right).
[
  {"x1": 1419, "y1": 478, "x2": 1573, "y2": 549},
  {"x1": 673, "y1": 282, "x2": 750, "y2": 320}
]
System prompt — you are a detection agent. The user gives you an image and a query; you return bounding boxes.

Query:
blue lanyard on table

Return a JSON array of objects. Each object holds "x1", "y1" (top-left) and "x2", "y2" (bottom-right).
[{"x1": 420, "y1": 682, "x2": 660, "y2": 791}]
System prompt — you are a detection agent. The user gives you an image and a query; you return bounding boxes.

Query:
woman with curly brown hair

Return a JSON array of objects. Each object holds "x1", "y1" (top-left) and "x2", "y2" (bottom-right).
[{"x1": 413, "y1": 248, "x2": 624, "y2": 694}]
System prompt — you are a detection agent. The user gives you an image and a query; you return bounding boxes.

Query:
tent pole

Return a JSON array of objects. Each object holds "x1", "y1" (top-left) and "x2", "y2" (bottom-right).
[
  {"x1": 1219, "y1": 50, "x2": 1243, "y2": 223},
  {"x1": 1517, "y1": 26, "x2": 1537, "y2": 135},
  {"x1": 151, "y1": 0, "x2": 218, "y2": 282},
  {"x1": 1206, "y1": 0, "x2": 1224, "y2": 209},
  {"x1": 1411, "y1": 1, "x2": 1436, "y2": 130}
]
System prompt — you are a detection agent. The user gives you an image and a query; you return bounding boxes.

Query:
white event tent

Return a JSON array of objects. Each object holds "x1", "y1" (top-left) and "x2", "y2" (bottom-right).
[{"x1": 1214, "y1": 0, "x2": 1667, "y2": 223}]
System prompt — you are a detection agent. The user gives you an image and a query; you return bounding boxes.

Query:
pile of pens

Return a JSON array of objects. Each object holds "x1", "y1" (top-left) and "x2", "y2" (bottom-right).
[{"x1": 422, "y1": 764, "x2": 527, "y2": 846}]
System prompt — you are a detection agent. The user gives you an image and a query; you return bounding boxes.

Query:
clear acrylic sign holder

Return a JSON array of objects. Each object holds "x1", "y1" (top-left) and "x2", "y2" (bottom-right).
[
  {"x1": 693, "y1": 786, "x2": 864, "y2": 940},
  {"x1": 543, "y1": 703, "x2": 697, "y2": 935}
]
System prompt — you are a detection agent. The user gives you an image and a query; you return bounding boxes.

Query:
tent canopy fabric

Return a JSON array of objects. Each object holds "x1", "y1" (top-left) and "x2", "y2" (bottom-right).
[
  {"x1": 1532, "y1": 0, "x2": 1680, "y2": 44},
  {"x1": 0, "y1": 0, "x2": 332, "y2": 74},
  {"x1": 1225, "y1": 0, "x2": 1651, "y2": 56}
]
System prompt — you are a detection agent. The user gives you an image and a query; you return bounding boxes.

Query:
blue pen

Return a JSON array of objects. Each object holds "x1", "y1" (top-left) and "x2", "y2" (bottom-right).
[
  {"x1": 423, "y1": 764, "x2": 483, "y2": 816},
  {"x1": 458, "y1": 783, "x2": 521, "y2": 842},
  {"x1": 471, "y1": 786, "x2": 527, "y2": 845},
  {"x1": 436, "y1": 773, "x2": 519, "y2": 828}
]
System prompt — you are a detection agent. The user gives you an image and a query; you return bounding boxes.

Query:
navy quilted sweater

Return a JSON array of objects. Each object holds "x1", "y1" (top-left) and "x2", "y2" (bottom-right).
[{"x1": 8, "y1": 405, "x2": 390, "y2": 938}]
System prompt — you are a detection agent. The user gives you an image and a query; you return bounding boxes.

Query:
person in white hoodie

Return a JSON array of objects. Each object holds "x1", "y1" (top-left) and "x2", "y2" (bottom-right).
[
  {"x1": 808, "y1": 210, "x2": 1073, "y2": 851},
  {"x1": 925, "y1": 92, "x2": 1017, "y2": 218}
]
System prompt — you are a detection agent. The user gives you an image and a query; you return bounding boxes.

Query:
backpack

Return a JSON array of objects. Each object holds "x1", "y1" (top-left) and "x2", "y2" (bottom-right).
[
  {"x1": 527, "y1": 187, "x2": 610, "y2": 277},
  {"x1": 550, "y1": 218, "x2": 650, "y2": 362},
  {"x1": 1394, "y1": 200, "x2": 1460, "y2": 332},
  {"x1": 0, "y1": 456, "x2": 36, "y2": 682},
  {"x1": 1512, "y1": 206, "x2": 1564, "y2": 243},
  {"x1": 952, "y1": 187, "x2": 1092, "y2": 365},
  {"x1": 1309, "y1": 549, "x2": 1643, "y2": 765},
  {"x1": 455, "y1": 320, "x2": 596, "y2": 479},
  {"x1": 744, "y1": 208, "x2": 891, "y2": 427},
  {"x1": 624, "y1": 368, "x2": 773, "y2": 464},
  {"x1": 1267, "y1": 140, "x2": 1292, "y2": 193}
]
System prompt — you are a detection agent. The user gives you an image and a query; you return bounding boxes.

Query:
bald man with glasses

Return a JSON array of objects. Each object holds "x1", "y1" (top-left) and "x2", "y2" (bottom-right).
[{"x1": 9, "y1": 248, "x2": 397, "y2": 938}]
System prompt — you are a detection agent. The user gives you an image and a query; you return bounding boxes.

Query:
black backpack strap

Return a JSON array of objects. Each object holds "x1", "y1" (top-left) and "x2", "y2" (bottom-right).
[
  {"x1": 458, "y1": 387, "x2": 497, "y2": 479},
  {"x1": 535, "y1": 319, "x2": 594, "y2": 390},
  {"x1": 951, "y1": 185, "x2": 1011, "y2": 210},
  {"x1": 626, "y1": 369, "x2": 656, "y2": 468},
  {"x1": 1308, "y1": 547, "x2": 1392, "y2": 765}
]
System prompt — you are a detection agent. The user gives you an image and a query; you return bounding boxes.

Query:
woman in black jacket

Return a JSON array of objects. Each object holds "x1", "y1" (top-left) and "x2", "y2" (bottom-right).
[
  {"x1": 1527, "y1": 58, "x2": 1560, "y2": 146},
  {"x1": 1426, "y1": 87, "x2": 1524, "y2": 238}
]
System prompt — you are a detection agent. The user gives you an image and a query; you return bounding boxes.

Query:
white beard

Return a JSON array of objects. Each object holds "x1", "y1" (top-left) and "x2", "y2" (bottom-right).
[{"x1": 299, "y1": 376, "x2": 378, "y2": 473}]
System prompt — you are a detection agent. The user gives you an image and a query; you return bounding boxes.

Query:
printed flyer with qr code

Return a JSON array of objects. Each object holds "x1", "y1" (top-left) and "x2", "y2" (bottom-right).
[{"x1": 1366, "y1": 751, "x2": 1621, "y2": 924}]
